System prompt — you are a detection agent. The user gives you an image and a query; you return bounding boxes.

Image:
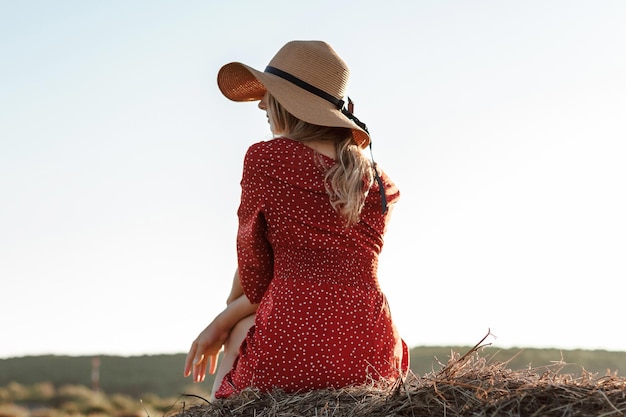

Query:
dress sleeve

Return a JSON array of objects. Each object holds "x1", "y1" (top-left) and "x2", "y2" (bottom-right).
[{"x1": 236, "y1": 144, "x2": 274, "y2": 304}]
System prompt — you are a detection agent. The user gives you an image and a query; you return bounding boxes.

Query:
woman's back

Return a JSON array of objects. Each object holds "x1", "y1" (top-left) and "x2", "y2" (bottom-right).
[
  {"x1": 184, "y1": 41, "x2": 406, "y2": 401},
  {"x1": 214, "y1": 137, "x2": 405, "y2": 397},
  {"x1": 237, "y1": 137, "x2": 399, "y2": 298}
]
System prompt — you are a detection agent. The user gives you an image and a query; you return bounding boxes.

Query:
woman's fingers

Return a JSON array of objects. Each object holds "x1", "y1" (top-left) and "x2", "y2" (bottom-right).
[
  {"x1": 208, "y1": 353, "x2": 219, "y2": 375},
  {"x1": 193, "y1": 353, "x2": 206, "y2": 382},
  {"x1": 190, "y1": 351, "x2": 220, "y2": 382},
  {"x1": 184, "y1": 342, "x2": 210, "y2": 381},
  {"x1": 184, "y1": 322, "x2": 229, "y2": 381},
  {"x1": 183, "y1": 343, "x2": 198, "y2": 377}
]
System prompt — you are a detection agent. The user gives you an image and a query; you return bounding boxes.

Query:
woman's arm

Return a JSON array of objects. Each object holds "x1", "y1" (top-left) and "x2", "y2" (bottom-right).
[
  {"x1": 184, "y1": 294, "x2": 258, "y2": 382},
  {"x1": 226, "y1": 268, "x2": 244, "y2": 305}
]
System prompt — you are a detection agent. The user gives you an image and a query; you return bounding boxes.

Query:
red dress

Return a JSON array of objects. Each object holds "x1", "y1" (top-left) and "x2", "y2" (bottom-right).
[{"x1": 215, "y1": 137, "x2": 407, "y2": 398}]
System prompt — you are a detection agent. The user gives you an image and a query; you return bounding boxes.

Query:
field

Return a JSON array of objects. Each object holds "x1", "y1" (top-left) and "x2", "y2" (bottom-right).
[{"x1": 1, "y1": 345, "x2": 625, "y2": 417}]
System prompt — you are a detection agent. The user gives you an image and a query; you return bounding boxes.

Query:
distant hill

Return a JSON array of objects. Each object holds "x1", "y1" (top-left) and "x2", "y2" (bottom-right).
[{"x1": 1, "y1": 347, "x2": 625, "y2": 397}]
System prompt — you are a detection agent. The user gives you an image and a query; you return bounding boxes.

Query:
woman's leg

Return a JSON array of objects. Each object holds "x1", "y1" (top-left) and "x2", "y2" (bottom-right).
[{"x1": 210, "y1": 314, "x2": 256, "y2": 400}]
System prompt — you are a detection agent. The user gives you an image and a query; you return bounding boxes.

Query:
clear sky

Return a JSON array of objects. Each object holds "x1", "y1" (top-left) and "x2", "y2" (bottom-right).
[{"x1": 1, "y1": 1, "x2": 625, "y2": 359}]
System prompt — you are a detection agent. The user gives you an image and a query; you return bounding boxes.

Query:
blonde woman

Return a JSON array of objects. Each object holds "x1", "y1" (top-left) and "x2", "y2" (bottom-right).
[{"x1": 184, "y1": 40, "x2": 407, "y2": 399}]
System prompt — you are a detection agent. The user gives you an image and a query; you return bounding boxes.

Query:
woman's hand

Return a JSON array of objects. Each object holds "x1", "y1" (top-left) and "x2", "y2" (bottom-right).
[
  {"x1": 183, "y1": 319, "x2": 230, "y2": 383},
  {"x1": 183, "y1": 294, "x2": 259, "y2": 383}
]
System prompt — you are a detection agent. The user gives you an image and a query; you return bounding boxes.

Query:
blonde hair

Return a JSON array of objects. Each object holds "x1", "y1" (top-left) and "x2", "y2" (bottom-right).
[{"x1": 268, "y1": 94, "x2": 374, "y2": 225}]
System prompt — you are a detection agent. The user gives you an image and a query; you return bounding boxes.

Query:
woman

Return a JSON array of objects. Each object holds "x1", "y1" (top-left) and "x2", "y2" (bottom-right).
[{"x1": 184, "y1": 40, "x2": 407, "y2": 399}]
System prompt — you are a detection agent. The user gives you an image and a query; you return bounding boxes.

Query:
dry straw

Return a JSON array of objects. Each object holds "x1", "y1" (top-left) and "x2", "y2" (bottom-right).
[{"x1": 173, "y1": 334, "x2": 626, "y2": 417}]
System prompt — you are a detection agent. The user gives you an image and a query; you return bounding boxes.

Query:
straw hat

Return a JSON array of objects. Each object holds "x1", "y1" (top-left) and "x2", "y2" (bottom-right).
[{"x1": 217, "y1": 40, "x2": 370, "y2": 148}]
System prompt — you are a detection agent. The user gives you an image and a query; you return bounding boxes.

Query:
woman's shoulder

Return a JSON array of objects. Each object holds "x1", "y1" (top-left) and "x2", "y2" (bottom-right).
[
  {"x1": 244, "y1": 137, "x2": 307, "y2": 166},
  {"x1": 242, "y1": 137, "x2": 300, "y2": 173},
  {"x1": 246, "y1": 137, "x2": 295, "y2": 155}
]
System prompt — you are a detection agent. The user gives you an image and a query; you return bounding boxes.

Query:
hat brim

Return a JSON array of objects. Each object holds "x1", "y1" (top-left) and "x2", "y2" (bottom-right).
[{"x1": 217, "y1": 62, "x2": 370, "y2": 148}]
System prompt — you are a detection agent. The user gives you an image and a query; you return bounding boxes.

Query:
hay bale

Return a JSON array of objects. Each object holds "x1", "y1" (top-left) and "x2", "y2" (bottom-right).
[{"x1": 173, "y1": 345, "x2": 626, "y2": 417}]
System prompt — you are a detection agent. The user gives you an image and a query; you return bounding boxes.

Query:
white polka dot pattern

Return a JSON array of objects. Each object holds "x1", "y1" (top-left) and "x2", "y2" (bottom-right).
[{"x1": 215, "y1": 137, "x2": 406, "y2": 398}]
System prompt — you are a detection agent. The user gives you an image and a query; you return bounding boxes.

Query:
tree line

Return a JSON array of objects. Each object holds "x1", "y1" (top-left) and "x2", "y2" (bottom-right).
[{"x1": 1, "y1": 347, "x2": 625, "y2": 398}]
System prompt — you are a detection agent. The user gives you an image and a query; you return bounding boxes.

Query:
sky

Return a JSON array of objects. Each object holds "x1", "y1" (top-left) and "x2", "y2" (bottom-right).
[{"x1": 1, "y1": 1, "x2": 625, "y2": 360}]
